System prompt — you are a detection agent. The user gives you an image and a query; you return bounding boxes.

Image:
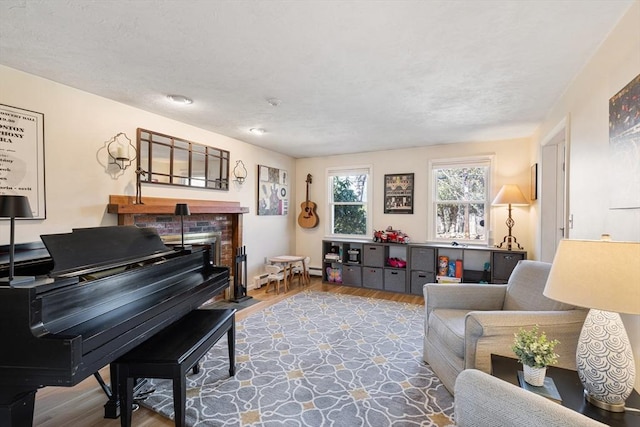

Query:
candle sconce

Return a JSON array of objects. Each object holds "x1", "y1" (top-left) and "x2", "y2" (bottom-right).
[
  {"x1": 233, "y1": 160, "x2": 248, "y2": 184},
  {"x1": 106, "y1": 132, "x2": 136, "y2": 170}
]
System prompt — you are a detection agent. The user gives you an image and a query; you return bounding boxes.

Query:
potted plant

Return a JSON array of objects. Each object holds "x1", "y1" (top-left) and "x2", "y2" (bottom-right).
[{"x1": 512, "y1": 325, "x2": 560, "y2": 386}]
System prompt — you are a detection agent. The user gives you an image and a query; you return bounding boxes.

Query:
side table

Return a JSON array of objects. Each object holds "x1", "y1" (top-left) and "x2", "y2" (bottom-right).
[{"x1": 491, "y1": 354, "x2": 640, "y2": 427}]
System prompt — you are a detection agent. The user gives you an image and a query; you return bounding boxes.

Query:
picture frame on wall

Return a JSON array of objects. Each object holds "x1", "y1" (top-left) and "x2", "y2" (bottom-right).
[
  {"x1": 0, "y1": 104, "x2": 46, "y2": 219},
  {"x1": 384, "y1": 173, "x2": 414, "y2": 214},
  {"x1": 257, "y1": 164, "x2": 288, "y2": 216},
  {"x1": 608, "y1": 73, "x2": 640, "y2": 209},
  {"x1": 530, "y1": 163, "x2": 538, "y2": 201}
]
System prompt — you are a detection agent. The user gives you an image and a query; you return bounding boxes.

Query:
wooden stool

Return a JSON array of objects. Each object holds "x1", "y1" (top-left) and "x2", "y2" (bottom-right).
[{"x1": 114, "y1": 309, "x2": 236, "y2": 427}]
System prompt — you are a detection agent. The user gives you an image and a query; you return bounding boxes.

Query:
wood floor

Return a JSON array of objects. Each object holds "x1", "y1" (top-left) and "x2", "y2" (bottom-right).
[{"x1": 32, "y1": 278, "x2": 424, "y2": 426}]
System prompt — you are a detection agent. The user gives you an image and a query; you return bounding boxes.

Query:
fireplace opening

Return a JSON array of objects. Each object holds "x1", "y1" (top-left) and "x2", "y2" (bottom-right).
[{"x1": 161, "y1": 232, "x2": 222, "y2": 266}]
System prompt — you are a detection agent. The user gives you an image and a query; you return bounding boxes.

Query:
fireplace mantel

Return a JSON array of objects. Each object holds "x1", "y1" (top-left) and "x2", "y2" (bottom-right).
[{"x1": 107, "y1": 195, "x2": 249, "y2": 216}]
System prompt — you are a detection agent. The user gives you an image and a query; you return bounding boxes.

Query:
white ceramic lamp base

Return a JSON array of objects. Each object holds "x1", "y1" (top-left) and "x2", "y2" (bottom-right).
[{"x1": 577, "y1": 309, "x2": 636, "y2": 412}]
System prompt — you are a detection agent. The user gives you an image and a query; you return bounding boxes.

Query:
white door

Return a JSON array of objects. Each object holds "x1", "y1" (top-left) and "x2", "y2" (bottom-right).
[{"x1": 540, "y1": 137, "x2": 567, "y2": 262}]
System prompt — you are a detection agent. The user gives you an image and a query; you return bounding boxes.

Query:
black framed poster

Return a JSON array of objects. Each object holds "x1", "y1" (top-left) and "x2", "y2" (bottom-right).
[
  {"x1": 0, "y1": 104, "x2": 46, "y2": 219},
  {"x1": 384, "y1": 173, "x2": 414, "y2": 214}
]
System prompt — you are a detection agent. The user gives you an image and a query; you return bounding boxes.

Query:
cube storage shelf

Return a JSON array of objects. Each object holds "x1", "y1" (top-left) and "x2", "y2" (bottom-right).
[{"x1": 322, "y1": 239, "x2": 526, "y2": 295}]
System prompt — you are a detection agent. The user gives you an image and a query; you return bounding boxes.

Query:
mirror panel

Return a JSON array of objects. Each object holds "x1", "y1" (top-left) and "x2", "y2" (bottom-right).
[{"x1": 137, "y1": 128, "x2": 229, "y2": 190}]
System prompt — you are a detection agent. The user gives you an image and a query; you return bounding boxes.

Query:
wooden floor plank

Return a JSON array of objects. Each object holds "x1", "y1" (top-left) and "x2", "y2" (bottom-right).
[{"x1": 32, "y1": 278, "x2": 423, "y2": 426}]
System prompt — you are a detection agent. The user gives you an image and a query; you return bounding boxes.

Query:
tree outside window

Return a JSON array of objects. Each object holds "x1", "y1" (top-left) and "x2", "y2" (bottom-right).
[
  {"x1": 328, "y1": 168, "x2": 370, "y2": 237},
  {"x1": 432, "y1": 160, "x2": 490, "y2": 243}
]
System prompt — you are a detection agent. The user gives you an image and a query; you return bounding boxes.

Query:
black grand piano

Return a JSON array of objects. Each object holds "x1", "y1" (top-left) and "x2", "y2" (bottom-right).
[{"x1": 0, "y1": 225, "x2": 229, "y2": 427}]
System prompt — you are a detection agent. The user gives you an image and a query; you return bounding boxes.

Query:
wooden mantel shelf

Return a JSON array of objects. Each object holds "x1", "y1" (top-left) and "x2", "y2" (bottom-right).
[{"x1": 108, "y1": 195, "x2": 250, "y2": 215}]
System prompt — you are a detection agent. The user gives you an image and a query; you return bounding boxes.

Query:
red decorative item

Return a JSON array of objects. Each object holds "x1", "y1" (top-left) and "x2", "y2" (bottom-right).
[
  {"x1": 387, "y1": 257, "x2": 407, "y2": 268},
  {"x1": 374, "y1": 226, "x2": 410, "y2": 244}
]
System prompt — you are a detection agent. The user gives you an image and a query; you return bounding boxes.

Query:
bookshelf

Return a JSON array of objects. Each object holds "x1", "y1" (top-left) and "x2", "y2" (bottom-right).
[{"x1": 322, "y1": 239, "x2": 526, "y2": 295}]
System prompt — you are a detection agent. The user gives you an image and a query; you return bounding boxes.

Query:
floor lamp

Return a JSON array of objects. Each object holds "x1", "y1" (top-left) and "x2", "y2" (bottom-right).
[
  {"x1": 492, "y1": 184, "x2": 528, "y2": 250},
  {"x1": 174, "y1": 203, "x2": 191, "y2": 251},
  {"x1": 544, "y1": 236, "x2": 640, "y2": 412},
  {"x1": 0, "y1": 195, "x2": 34, "y2": 285}
]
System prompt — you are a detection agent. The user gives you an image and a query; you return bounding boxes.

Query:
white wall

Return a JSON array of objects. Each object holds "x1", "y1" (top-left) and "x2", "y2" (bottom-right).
[
  {"x1": 0, "y1": 65, "x2": 297, "y2": 282},
  {"x1": 295, "y1": 138, "x2": 534, "y2": 273},
  {"x1": 533, "y1": 1, "x2": 640, "y2": 390}
]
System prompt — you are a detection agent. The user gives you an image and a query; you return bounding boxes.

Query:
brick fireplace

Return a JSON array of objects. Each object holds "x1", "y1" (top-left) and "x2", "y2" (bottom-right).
[{"x1": 107, "y1": 195, "x2": 249, "y2": 272}]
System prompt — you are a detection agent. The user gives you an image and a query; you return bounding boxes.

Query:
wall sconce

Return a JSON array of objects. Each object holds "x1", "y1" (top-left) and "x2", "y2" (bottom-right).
[
  {"x1": 174, "y1": 203, "x2": 191, "y2": 252},
  {"x1": 492, "y1": 184, "x2": 529, "y2": 250},
  {"x1": 0, "y1": 195, "x2": 34, "y2": 285},
  {"x1": 106, "y1": 132, "x2": 136, "y2": 170},
  {"x1": 233, "y1": 160, "x2": 248, "y2": 184}
]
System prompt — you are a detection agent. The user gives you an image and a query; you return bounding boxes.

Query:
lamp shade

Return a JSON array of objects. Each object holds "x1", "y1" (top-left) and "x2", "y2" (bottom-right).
[
  {"x1": 492, "y1": 184, "x2": 529, "y2": 206},
  {"x1": 543, "y1": 238, "x2": 640, "y2": 315},
  {"x1": 174, "y1": 203, "x2": 190, "y2": 216},
  {"x1": 0, "y1": 195, "x2": 33, "y2": 218}
]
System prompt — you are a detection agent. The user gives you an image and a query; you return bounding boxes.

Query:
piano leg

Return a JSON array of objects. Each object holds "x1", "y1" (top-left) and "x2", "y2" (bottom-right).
[
  {"x1": 0, "y1": 387, "x2": 37, "y2": 427},
  {"x1": 103, "y1": 363, "x2": 121, "y2": 419}
]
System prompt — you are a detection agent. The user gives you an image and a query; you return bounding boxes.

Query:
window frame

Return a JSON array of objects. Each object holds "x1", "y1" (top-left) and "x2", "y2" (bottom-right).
[
  {"x1": 326, "y1": 165, "x2": 373, "y2": 239},
  {"x1": 428, "y1": 156, "x2": 494, "y2": 244}
]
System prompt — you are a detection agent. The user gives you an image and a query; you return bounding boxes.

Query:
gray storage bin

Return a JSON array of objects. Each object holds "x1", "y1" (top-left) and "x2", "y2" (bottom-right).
[
  {"x1": 410, "y1": 247, "x2": 435, "y2": 272},
  {"x1": 362, "y1": 267, "x2": 383, "y2": 289},
  {"x1": 363, "y1": 244, "x2": 385, "y2": 267},
  {"x1": 384, "y1": 269, "x2": 406, "y2": 293},
  {"x1": 342, "y1": 265, "x2": 362, "y2": 287},
  {"x1": 492, "y1": 252, "x2": 525, "y2": 282},
  {"x1": 411, "y1": 271, "x2": 435, "y2": 295}
]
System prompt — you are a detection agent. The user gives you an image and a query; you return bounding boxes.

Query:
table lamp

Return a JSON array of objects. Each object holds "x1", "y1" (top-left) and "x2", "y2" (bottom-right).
[
  {"x1": 492, "y1": 184, "x2": 529, "y2": 250},
  {"x1": 0, "y1": 195, "x2": 35, "y2": 285},
  {"x1": 543, "y1": 236, "x2": 640, "y2": 412},
  {"x1": 174, "y1": 203, "x2": 191, "y2": 251}
]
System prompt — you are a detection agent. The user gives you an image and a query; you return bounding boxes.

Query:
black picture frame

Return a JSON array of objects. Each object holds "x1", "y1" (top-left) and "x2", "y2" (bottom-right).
[
  {"x1": 384, "y1": 173, "x2": 414, "y2": 214},
  {"x1": 531, "y1": 163, "x2": 538, "y2": 200},
  {"x1": 0, "y1": 104, "x2": 46, "y2": 219}
]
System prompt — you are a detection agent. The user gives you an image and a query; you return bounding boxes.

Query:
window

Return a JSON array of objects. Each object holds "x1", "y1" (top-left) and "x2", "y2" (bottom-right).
[
  {"x1": 327, "y1": 166, "x2": 371, "y2": 237},
  {"x1": 430, "y1": 157, "x2": 492, "y2": 244}
]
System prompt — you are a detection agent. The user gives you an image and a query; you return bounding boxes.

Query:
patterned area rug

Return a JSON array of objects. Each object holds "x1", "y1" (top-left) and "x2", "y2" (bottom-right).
[{"x1": 142, "y1": 291, "x2": 454, "y2": 426}]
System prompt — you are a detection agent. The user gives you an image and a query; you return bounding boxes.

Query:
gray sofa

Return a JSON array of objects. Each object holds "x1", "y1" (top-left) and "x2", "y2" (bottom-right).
[
  {"x1": 423, "y1": 260, "x2": 587, "y2": 393},
  {"x1": 454, "y1": 369, "x2": 606, "y2": 426}
]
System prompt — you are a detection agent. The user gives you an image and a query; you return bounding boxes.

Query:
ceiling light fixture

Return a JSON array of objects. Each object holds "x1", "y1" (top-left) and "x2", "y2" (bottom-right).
[
  {"x1": 167, "y1": 94, "x2": 193, "y2": 105},
  {"x1": 249, "y1": 128, "x2": 266, "y2": 135}
]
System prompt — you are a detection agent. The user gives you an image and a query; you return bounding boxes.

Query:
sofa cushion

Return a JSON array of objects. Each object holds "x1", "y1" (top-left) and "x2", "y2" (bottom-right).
[{"x1": 428, "y1": 309, "x2": 471, "y2": 358}]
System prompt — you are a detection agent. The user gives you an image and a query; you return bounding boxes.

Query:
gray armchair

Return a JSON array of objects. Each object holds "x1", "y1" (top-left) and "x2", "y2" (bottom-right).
[
  {"x1": 454, "y1": 369, "x2": 606, "y2": 426},
  {"x1": 423, "y1": 260, "x2": 587, "y2": 393}
]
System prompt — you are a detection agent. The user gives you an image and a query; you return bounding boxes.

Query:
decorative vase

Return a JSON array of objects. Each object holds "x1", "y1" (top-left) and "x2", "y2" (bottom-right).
[{"x1": 523, "y1": 364, "x2": 546, "y2": 386}]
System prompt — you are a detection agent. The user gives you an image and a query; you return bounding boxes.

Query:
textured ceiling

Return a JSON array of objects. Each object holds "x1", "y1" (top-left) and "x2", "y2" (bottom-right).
[{"x1": 0, "y1": 0, "x2": 634, "y2": 158}]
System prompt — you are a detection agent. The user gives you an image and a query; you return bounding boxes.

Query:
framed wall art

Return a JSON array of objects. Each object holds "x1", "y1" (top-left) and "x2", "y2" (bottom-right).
[
  {"x1": 384, "y1": 173, "x2": 414, "y2": 214},
  {"x1": 257, "y1": 164, "x2": 288, "y2": 216},
  {"x1": 530, "y1": 163, "x2": 538, "y2": 200},
  {"x1": 609, "y1": 73, "x2": 640, "y2": 209},
  {"x1": 0, "y1": 104, "x2": 46, "y2": 219}
]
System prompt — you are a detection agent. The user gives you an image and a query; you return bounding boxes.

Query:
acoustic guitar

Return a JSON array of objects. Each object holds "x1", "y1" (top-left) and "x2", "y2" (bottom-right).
[{"x1": 298, "y1": 173, "x2": 319, "y2": 228}]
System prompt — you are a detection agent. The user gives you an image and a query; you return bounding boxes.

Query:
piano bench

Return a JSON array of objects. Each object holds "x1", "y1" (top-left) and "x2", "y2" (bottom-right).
[{"x1": 114, "y1": 308, "x2": 236, "y2": 427}]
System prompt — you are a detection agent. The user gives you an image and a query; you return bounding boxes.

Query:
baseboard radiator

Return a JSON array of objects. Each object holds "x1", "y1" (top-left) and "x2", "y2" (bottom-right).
[
  {"x1": 308, "y1": 266, "x2": 322, "y2": 276},
  {"x1": 252, "y1": 273, "x2": 269, "y2": 288}
]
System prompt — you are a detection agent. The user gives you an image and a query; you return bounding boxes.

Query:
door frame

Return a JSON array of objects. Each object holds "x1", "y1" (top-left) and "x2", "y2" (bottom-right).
[{"x1": 538, "y1": 115, "x2": 571, "y2": 262}]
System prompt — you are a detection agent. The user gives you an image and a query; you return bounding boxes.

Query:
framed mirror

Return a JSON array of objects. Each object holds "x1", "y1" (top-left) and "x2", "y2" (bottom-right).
[{"x1": 137, "y1": 128, "x2": 230, "y2": 190}]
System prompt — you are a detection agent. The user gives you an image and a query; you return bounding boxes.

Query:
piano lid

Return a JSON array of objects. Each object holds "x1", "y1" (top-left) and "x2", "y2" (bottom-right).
[{"x1": 40, "y1": 226, "x2": 175, "y2": 278}]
